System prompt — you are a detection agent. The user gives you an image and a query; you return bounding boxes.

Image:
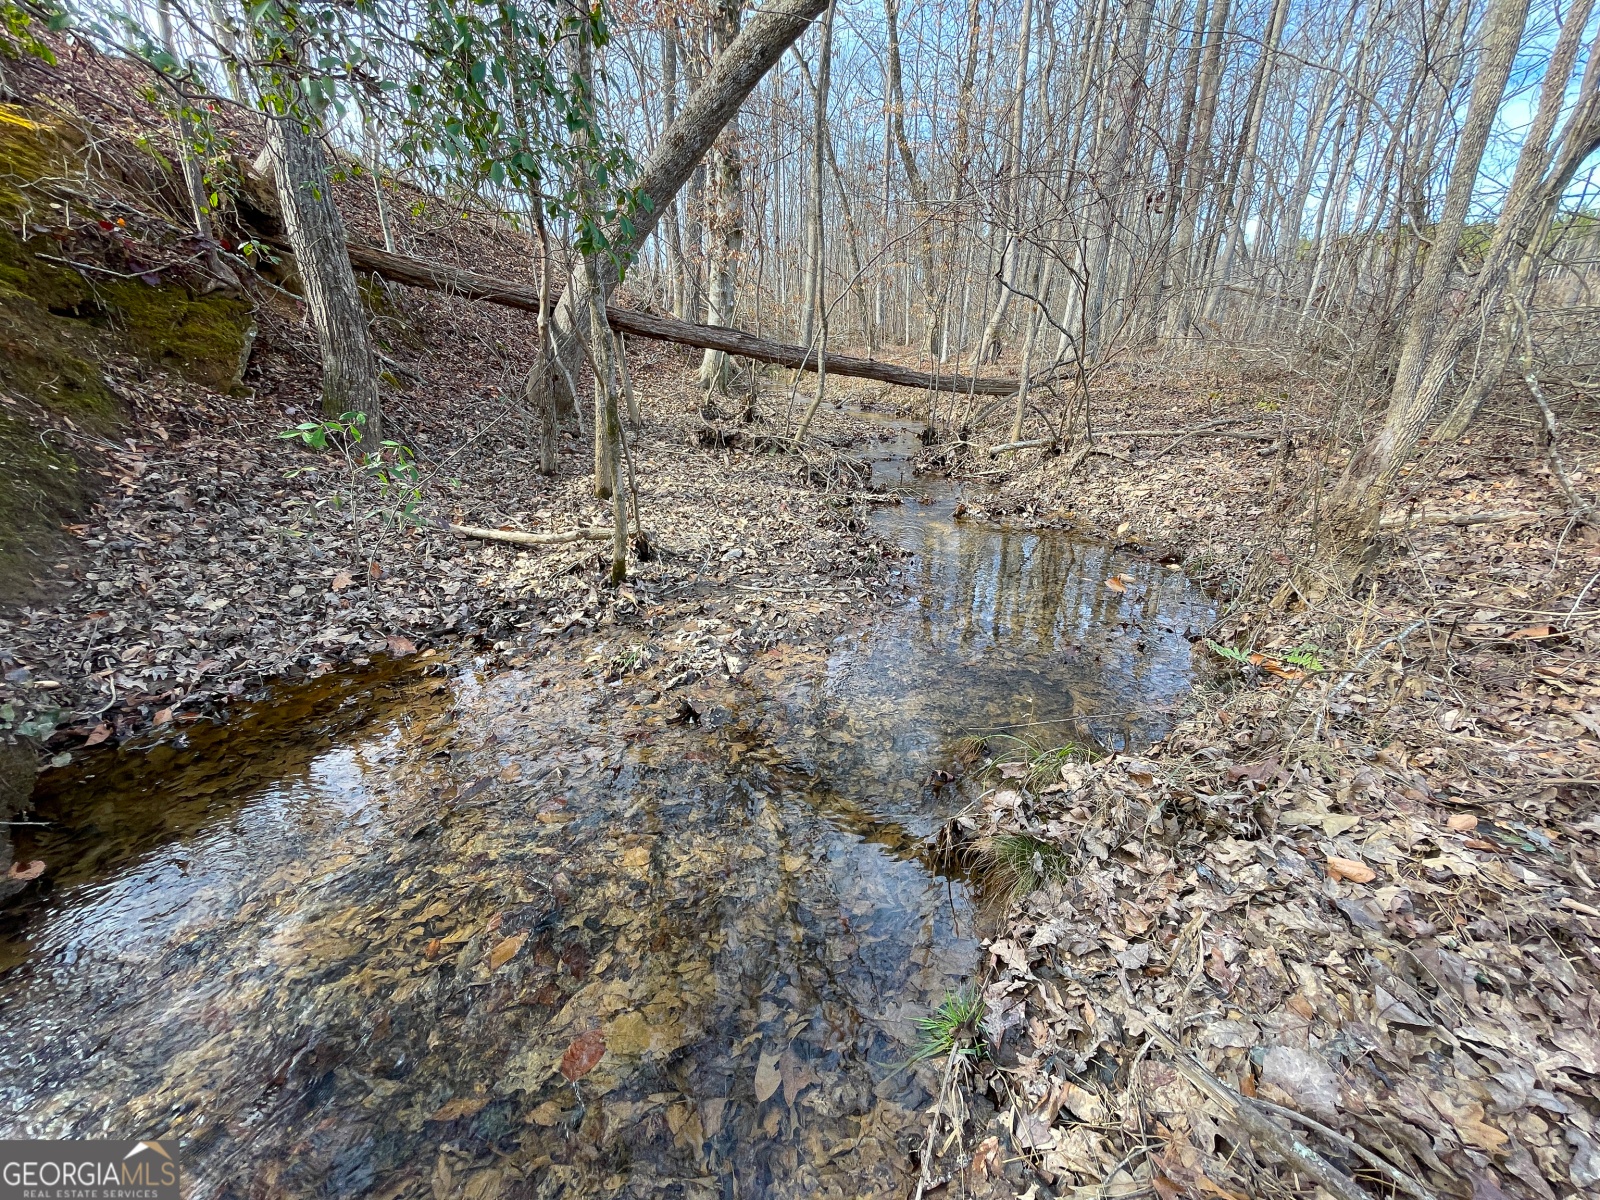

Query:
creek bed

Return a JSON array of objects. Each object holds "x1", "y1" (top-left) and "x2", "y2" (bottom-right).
[{"x1": 0, "y1": 411, "x2": 1212, "y2": 1198}]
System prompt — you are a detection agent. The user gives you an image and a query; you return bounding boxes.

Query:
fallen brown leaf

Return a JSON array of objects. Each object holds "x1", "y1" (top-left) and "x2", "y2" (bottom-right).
[
  {"x1": 488, "y1": 932, "x2": 525, "y2": 969},
  {"x1": 754, "y1": 1049, "x2": 782, "y2": 1103},
  {"x1": 1326, "y1": 855, "x2": 1376, "y2": 883},
  {"x1": 428, "y1": 1096, "x2": 488, "y2": 1121}
]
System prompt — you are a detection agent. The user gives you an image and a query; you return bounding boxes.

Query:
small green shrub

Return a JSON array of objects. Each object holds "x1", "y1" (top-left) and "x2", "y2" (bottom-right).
[{"x1": 911, "y1": 988, "x2": 986, "y2": 1063}]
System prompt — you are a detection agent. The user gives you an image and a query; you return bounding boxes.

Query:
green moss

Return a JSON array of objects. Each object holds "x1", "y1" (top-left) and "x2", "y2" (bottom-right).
[
  {"x1": 0, "y1": 108, "x2": 254, "y2": 394},
  {"x1": 0, "y1": 404, "x2": 85, "y2": 602},
  {"x1": 97, "y1": 278, "x2": 254, "y2": 392},
  {"x1": 0, "y1": 106, "x2": 255, "y2": 604}
]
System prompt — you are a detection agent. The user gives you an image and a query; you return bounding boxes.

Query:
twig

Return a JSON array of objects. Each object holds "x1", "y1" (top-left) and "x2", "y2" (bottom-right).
[
  {"x1": 1248, "y1": 1096, "x2": 1441, "y2": 1200},
  {"x1": 987, "y1": 436, "x2": 1056, "y2": 457},
  {"x1": 1060, "y1": 442, "x2": 1132, "y2": 476},
  {"x1": 911, "y1": 1045, "x2": 964, "y2": 1200},
  {"x1": 34, "y1": 251, "x2": 192, "y2": 278}
]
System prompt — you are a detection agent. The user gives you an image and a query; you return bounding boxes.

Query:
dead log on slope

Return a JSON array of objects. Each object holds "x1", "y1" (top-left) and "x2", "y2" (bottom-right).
[{"x1": 342, "y1": 242, "x2": 1020, "y2": 398}]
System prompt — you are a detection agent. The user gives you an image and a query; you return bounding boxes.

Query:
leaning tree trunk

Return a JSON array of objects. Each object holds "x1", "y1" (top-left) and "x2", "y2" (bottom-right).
[
  {"x1": 1319, "y1": 0, "x2": 1530, "y2": 579},
  {"x1": 1433, "y1": 0, "x2": 1599, "y2": 441},
  {"x1": 547, "y1": 0, "x2": 832, "y2": 412},
  {"x1": 265, "y1": 112, "x2": 383, "y2": 440}
]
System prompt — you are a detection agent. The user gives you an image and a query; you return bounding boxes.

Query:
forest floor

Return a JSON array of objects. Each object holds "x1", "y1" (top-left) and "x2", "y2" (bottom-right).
[{"x1": 871, "y1": 364, "x2": 1600, "y2": 1200}]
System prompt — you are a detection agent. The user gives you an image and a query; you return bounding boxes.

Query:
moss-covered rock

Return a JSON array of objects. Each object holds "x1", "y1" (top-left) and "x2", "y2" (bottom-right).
[{"x1": 96, "y1": 277, "x2": 255, "y2": 392}]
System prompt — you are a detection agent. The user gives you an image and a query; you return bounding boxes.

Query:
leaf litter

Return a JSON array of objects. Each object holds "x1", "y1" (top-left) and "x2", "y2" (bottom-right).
[{"x1": 895, "y1": 365, "x2": 1600, "y2": 1199}]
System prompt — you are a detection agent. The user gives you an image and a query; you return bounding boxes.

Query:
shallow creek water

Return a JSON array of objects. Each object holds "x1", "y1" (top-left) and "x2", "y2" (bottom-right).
[{"x1": 0, "y1": 410, "x2": 1212, "y2": 1198}]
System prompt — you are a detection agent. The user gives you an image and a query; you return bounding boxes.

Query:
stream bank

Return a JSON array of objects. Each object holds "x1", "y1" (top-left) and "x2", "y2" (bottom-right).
[{"x1": 916, "y1": 366, "x2": 1600, "y2": 1199}]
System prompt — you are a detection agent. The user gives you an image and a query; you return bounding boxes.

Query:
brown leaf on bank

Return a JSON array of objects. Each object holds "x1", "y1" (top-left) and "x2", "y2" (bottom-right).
[
  {"x1": 1447, "y1": 814, "x2": 1479, "y2": 832},
  {"x1": 331, "y1": 570, "x2": 354, "y2": 591},
  {"x1": 488, "y1": 932, "x2": 525, "y2": 969},
  {"x1": 386, "y1": 635, "x2": 417, "y2": 656},
  {"x1": 83, "y1": 723, "x2": 110, "y2": 746},
  {"x1": 153, "y1": 708, "x2": 172, "y2": 725},
  {"x1": 1505, "y1": 624, "x2": 1556, "y2": 641},
  {"x1": 1435, "y1": 1098, "x2": 1510, "y2": 1154},
  {"x1": 527, "y1": 1100, "x2": 565, "y2": 1127},
  {"x1": 423, "y1": 937, "x2": 442, "y2": 961},
  {"x1": 1326, "y1": 855, "x2": 1376, "y2": 883},
  {"x1": 969, "y1": 1136, "x2": 1002, "y2": 1179},
  {"x1": 428, "y1": 1096, "x2": 488, "y2": 1121},
  {"x1": 559, "y1": 1029, "x2": 606, "y2": 1082},
  {"x1": 7, "y1": 860, "x2": 45, "y2": 881}
]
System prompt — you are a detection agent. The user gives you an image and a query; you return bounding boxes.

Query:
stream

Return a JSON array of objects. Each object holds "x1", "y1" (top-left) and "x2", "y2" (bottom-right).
[{"x1": 0, "y1": 408, "x2": 1213, "y2": 1198}]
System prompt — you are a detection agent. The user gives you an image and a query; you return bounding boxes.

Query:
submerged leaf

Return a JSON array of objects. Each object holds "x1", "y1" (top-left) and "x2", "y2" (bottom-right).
[
  {"x1": 489, "y1": 932, "x2": 526, "y2": 969},
  {"x1": 754, "y1": 1049, "x2": 782, "y2": 1103},
  {"x1": 559, "y1": 1029, "x2": 606, "y2": 1082}
]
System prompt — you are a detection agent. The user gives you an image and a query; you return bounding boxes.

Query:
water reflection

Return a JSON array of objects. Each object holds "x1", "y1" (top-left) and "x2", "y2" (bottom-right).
[{"x1": 853, "y1": 410, "x2": 1211, "y2": 751}]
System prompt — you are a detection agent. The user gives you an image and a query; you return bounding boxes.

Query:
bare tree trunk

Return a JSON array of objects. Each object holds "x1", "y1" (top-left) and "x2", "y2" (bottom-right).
[
  {"x1": 973, "y1": 0, "x2": 1035, "y2": 364},
  {"x1": 526, "y1": 200, "x2": 560, "y2": 474},
  {"x1": 156, "y1": 0, "x2": 220, "y2": 264},
  {"x1": 204, "y1": 0, "x2": 244, "y2": 101},
  {"x1": 1163, "y1": 0, "x2": 1232, "y2": 342},
  {"x1": 1201, "y1": 0, "x2": 1289, "y2": 320},
  {"x1": 1321, "y1": 0, "x2": 1531, "y2": 573},
  {"x1": 699, "y1": 0, "x2": 748, "y2": 393},
  {"x1": 883, "y1": 0, "x2": 939, "y2": 355},
  {"x1": 264, "y1": 112, "x2": 382, "y2": 438},
  {"x1": 660, "y1": 28, "x2": 687, "y2": 319},
  {"x1": 1080, "y1": 0, "x2": 1154, "y2": 360}
]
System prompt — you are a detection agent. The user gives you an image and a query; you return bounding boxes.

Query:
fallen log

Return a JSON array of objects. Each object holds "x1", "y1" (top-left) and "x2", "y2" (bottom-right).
[
  {"x1": 1377, "y1": 508, "x2": 1548, "y2": 529},
  {"x1": 342, "y1": 242, "x2": 1020, "y2": 397},
  {"x1": 987, "y1": 436, "x2": 1056, "y2": 457},
  {"x1": 449, "y1": 522, "x2": 611, "y2": 546}
]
